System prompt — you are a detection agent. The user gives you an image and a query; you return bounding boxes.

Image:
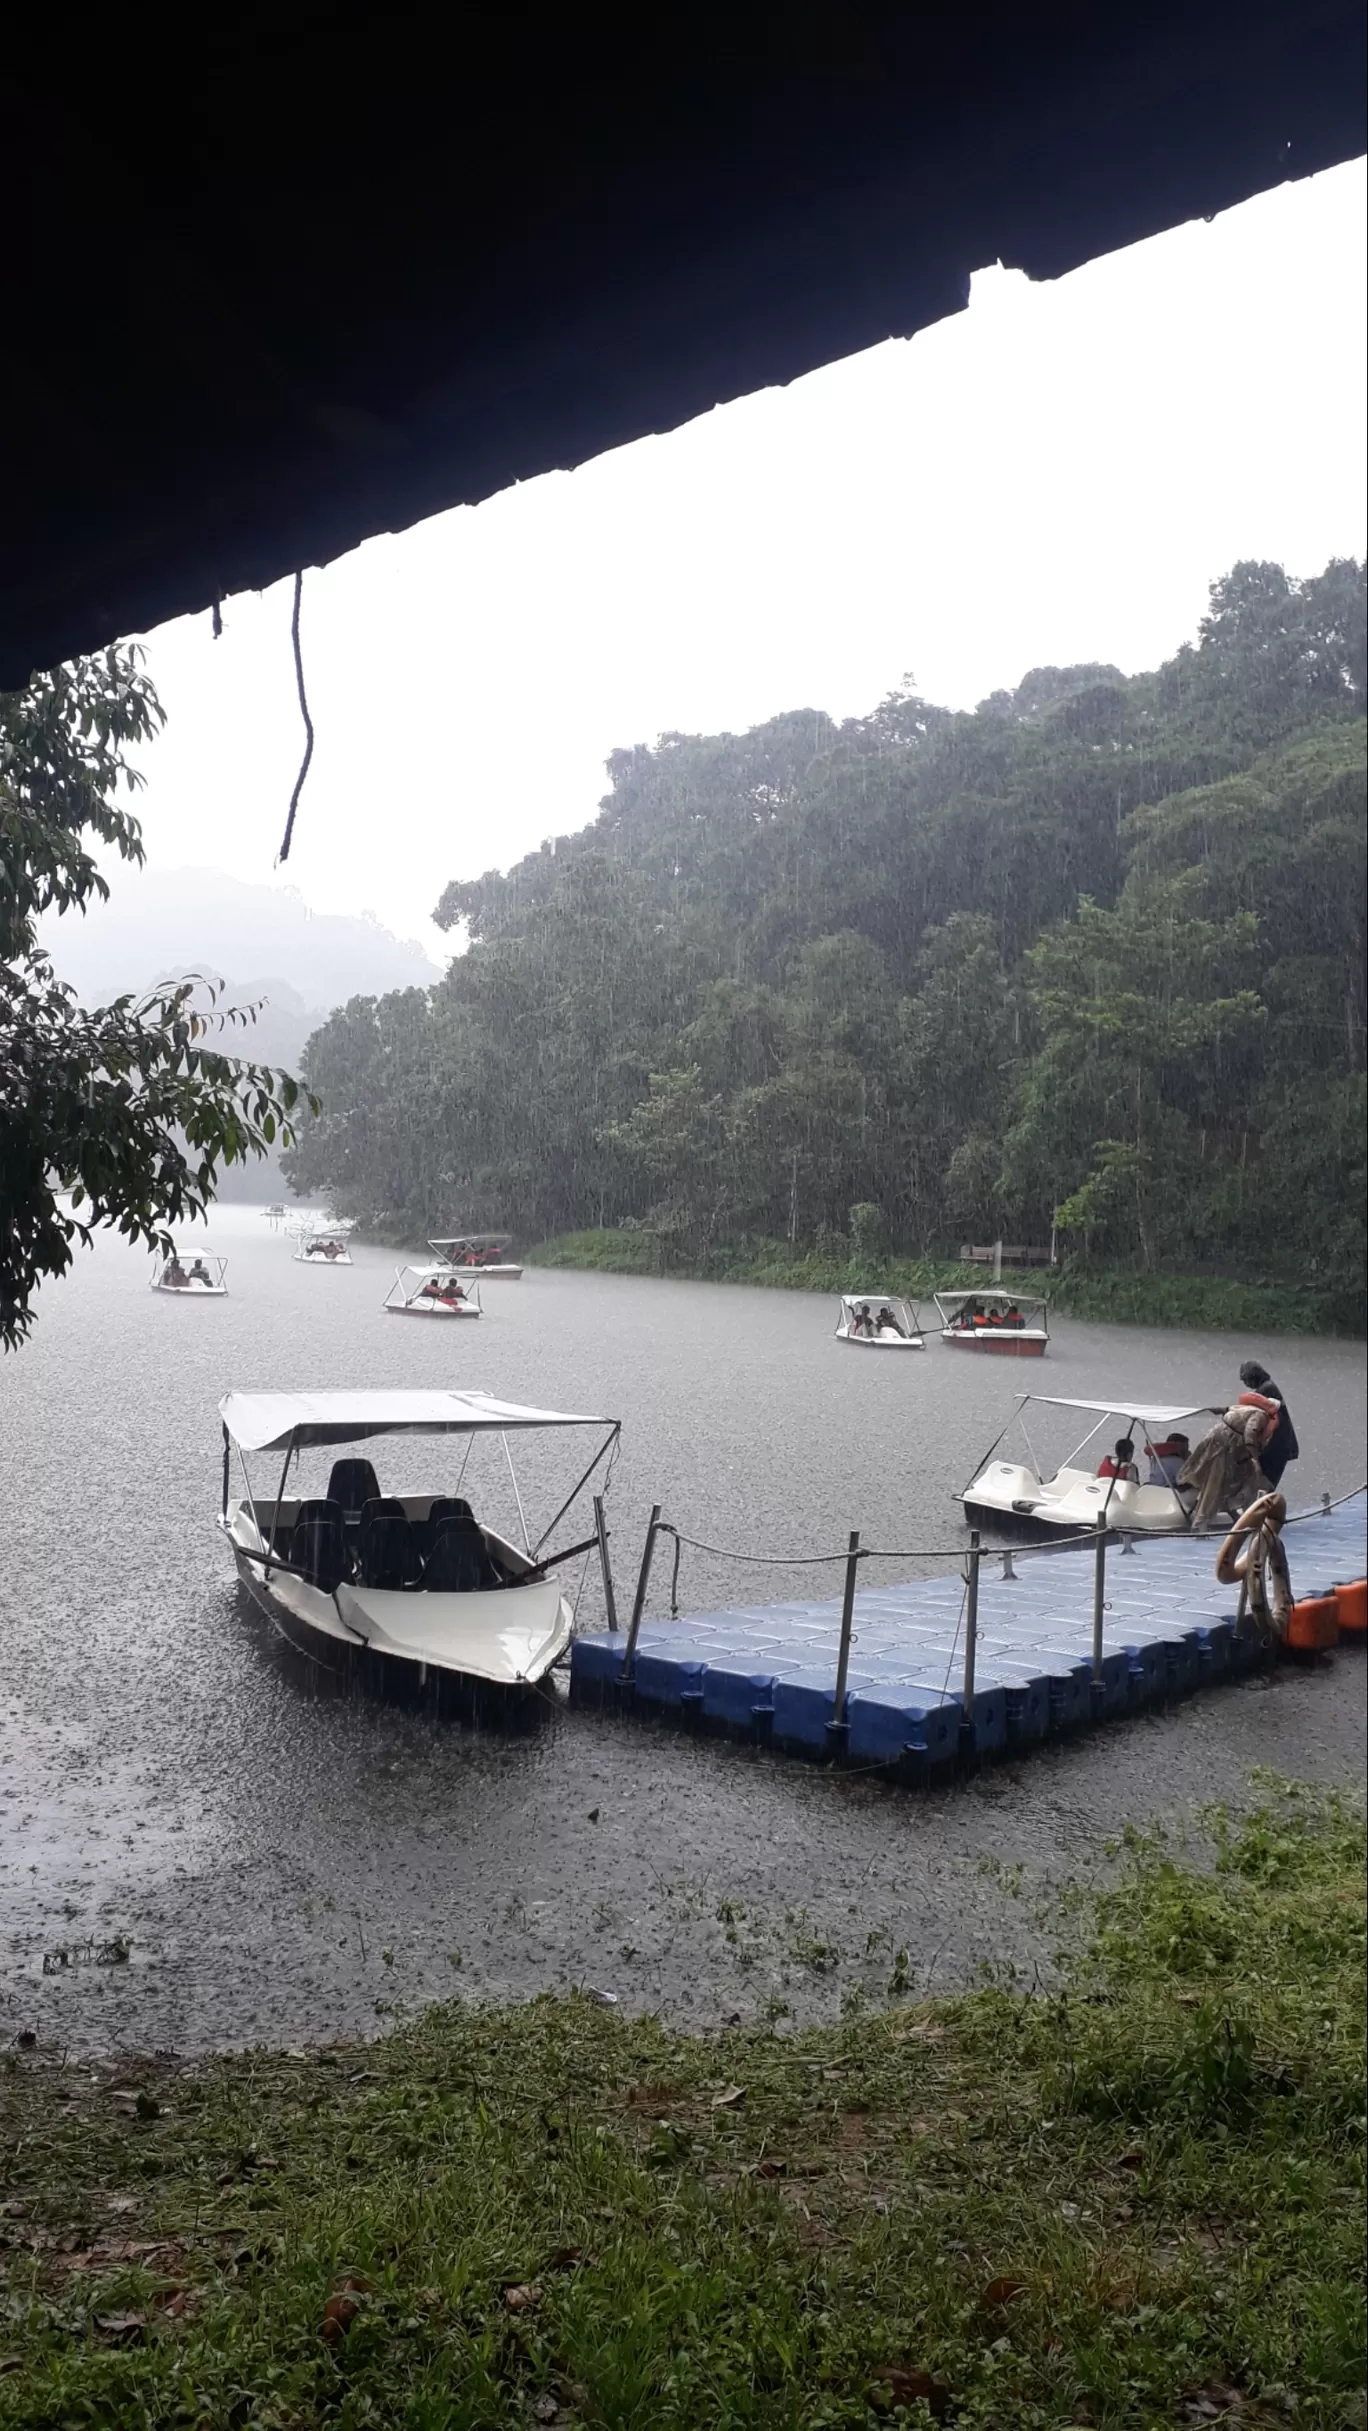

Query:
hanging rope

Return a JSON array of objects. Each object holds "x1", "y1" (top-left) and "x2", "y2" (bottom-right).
[{"x1": 277, "y1": 570, "x2": 315, "y2": 865}]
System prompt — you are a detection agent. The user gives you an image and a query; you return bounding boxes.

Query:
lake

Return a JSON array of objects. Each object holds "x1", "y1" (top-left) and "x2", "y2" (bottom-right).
[{"x1": 2, "y1": 1206, "x2": 1362, "y2": 2053}]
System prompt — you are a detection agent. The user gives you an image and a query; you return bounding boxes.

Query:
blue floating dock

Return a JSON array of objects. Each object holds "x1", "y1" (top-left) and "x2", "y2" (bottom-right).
[{"x1": 570, "y1": 1494, "x2": 1366, "y2": 1778}]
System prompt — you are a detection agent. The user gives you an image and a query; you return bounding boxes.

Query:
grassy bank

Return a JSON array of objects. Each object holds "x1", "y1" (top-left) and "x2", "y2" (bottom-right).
[
  {"x1": 527, "y1": 1231, "x2": 1363, "y2": 1336},
  {"x1": 2, "y1": 1786, "x2": 1363, "y2": 2428}
]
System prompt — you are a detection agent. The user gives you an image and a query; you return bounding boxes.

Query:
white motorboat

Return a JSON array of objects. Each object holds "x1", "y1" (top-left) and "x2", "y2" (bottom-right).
[
  {"x1": 151, "y1": 1246, "x2": 229, "y2": 1297},
  {"x1": 292, "y1": 1225, "x2": 354, "y2": 1266},
  {"x1": 934, "y1": 1288, "x2": 1049, "y2": 1355},
  {"x1": 219, "y1": 1388, "x2": 621, "y2": 1690},
  {"x1": 962, "y1": 1395, "x2": 1213, "y2": 1532},
  {"x1": 384, "y1": 1264, "x2": 483, "y2": 1318},
  {"x1": 835, "y1": 1292, "x2": 925, "y2": 1349},
  {"x1": 428, "y1": 1233, "x2": 523, "y2": 1280}
]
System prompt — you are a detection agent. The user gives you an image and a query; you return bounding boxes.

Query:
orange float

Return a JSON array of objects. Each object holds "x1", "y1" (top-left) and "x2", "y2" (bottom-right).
[
  {"x1": 1331, "y1": 1579, "x2": 1366, "y2": 1637},
  {"x1": 1284, "y1": 1595, "x2": 1339, "y2": 1653}
]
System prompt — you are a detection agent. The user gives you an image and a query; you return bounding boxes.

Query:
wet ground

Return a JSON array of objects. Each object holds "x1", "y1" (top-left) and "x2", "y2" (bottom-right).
[{"x1": 2, "y1": 1209, "x2": 1363, "y2": 2054}]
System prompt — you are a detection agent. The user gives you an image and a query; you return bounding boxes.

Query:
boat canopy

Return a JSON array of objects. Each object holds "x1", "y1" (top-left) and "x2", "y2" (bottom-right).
[
  {"x1": 428, "y1": 1234, "x2": 511, "y2": 1250},
  {"x1": 1019, "y1": 1395, "x2": 1209, "y2": 1426},
  {"x1": 220, "y1": 1389, "x2": 615, "y2": 1453}
]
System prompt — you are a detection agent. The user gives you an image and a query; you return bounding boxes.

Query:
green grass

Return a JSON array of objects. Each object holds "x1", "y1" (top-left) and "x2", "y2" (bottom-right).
[
  {"x1": 525, "y1": 1232, "x2": 1363, "y2": 1335},
  {"x1": 2, "y1": 1783, "x2": 1363, "y2": 2427}
]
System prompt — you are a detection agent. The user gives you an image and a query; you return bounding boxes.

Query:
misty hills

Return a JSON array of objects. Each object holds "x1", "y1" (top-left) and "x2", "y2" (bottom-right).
[
  {"x1": 35, "y1": 866, "x2": 445, "y2": 1202},
  {"x1": 37, "y1": 866, "x2": 443, "y2": 1020}
]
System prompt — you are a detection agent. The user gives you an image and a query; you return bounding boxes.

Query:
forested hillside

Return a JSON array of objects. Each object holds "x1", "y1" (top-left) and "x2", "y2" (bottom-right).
[{"x1": 285, "y1": 560, "x2": 1366, "y2": 1306}]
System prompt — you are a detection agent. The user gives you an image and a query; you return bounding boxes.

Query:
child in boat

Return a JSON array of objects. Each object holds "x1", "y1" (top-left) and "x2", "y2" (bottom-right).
[{"x1": 1097, "y1": 1438, "x2": 1140, "y2": 1482}]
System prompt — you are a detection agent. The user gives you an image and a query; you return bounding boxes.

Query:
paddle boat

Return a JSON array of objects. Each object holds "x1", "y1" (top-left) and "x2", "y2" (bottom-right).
[
  {"x1": 934, "y1": 1288, "x2": 1049, "y2": 1355},
  {"x1": 151, "y1": 1246, "x2": 229, "y2": 1296},
  {"x1": 428, "y1": 1233, "x2": 523, "y2": 1279},
  {"x1": 292, "y1": 1224, "x2": 354, "y2": 1266},
  {"x1": 835, "y1": 1292, "x2": 925, "y2": 1349},
  {"x1": 962, "y1": 1394, "x2": 1213, "y2": 1532},
  {"x1": 384, "y1": 1263, "x2": 482, "y2": 1318},
  {"x1": 219, "y1": 1388, "x2": 621, "y2": 1690}
]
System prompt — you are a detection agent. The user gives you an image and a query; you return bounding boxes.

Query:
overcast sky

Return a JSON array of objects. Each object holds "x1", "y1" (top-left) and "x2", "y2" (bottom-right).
[{"x1": 123, "y1": 157, "x2": 1366, "y2": 956}]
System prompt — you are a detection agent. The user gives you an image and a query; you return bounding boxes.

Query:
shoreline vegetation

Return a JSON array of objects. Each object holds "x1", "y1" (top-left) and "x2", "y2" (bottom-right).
[
  {"x1": 1, "y1": 1786, "x2": 1362, "y2": 2427},
  {"x1": 525, "y1": 1229, "x2": 1363, "y2": 1338}
]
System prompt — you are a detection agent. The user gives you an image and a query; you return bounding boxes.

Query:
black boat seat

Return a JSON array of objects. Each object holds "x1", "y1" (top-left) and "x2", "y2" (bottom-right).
[
  {"x1": 326, "y1": 1458, "x2": 382, "y2": 1516},
  {"x1": 294, "y1": 1498, "x2": 349, "y2": 1593},
  {"x1": 358, "y1": 1497, "x2": 419, "y2": 1590},
  {"x1": 423, "y1": 1509, "x2": 502, "y2": 1593}
]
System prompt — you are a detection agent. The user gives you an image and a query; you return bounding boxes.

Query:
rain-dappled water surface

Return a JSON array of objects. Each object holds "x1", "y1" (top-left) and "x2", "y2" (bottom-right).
[{"x1": 2, "y1": 1206, "x2": 1363, "y2": 2054}]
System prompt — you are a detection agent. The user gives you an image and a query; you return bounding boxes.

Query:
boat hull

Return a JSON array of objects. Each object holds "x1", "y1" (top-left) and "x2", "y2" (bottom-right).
[
  {"x1": 942, "y1": 1332, "x2": 1046, "y2": 1355},
  {"x1": 963, "y1": 1459, "x2": 1193, "y2": 1533},
  {"x1": 295, "y1": 1250, "x2": 353, "y2": 1266},
  {"x1": 225, "y1": 1523, "x2": 570, "y2": 1690},
  {"x1": 152, "y1": 1280, "x2": 228, "y2": 1297},
  {"x1": 451, "y1": 1264, "x2": 522, "y2": 1280},
  {"x1": 385, "y1": 1299, "x2": 481, "y2": 1318},
  {"x1": 838, "y1": 1333, "x2": 924, "y2": 1350}
]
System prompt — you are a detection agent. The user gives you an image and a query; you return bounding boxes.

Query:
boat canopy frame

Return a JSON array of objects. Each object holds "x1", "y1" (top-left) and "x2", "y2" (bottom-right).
[
  {"x1": 219, "y1": 1389, "x2": 621, "y2": 1569},
  {"x1": 961, "y1": 1391, "x2": 1213, "y2": 1509}
]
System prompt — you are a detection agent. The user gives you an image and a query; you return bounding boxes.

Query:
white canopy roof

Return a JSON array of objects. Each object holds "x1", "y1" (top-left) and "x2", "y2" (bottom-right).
[
  {"x1": 840, "y1": 1290, "x2": 909, "y2": 1306},
  {"x1": 221, "y1": 1389, "x2": 615, "y2": 1452},
  {"x1": 428, "y1": 1234, "x2": 511, "y2": 1249},
  {"x1": 936, "y1": 1288, "x2": 1047, "y2": 1307},
  {"x1": 1023, "y1": 1395, "x2": 1209, "y2": 1426}
]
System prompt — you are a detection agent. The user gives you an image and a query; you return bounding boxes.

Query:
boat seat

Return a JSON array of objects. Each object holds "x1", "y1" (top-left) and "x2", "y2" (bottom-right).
[
  {"x1": 294, "y1": 1498, "x2": 349, "y2": 1594},
  {"x1": 423, "y1": 1509, "x2": 502, "y2": 1593},
  {"x1": 358, "y1": 1497, "x2": 419, "y2": 1590},
  {"x1": 326, "y1": 1458, "x2": 382, "y2": 1517},
  {"x1": 424, "y1": 1494, "x2": 471, "y2": 1543}
]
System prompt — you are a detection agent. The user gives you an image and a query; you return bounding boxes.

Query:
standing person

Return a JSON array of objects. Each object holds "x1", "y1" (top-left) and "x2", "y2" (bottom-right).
[{"x1": 1239, "y1": 1360, "x2": 1299, "y2": 1489}]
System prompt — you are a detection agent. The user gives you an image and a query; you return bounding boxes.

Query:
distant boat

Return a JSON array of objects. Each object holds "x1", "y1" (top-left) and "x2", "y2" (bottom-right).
[
  {"x1": 384, "y1": 1264, "x2": 482, "y2": 1318},
  {"x1": 835, "y1": 1292, "x2": 925, "y2": 1349},
  {"x1": 428, "y1": 1233, "x2": 523, "y2": 1279},
  {"x1": 934, "y1": 1288, "x2": 1048, "y2": 1355},
  {"x1": 292, "y1": 1226, "x2": 354, "y2": 1266},
  {"x1": 152, "y1": 1247, "x2": 229, "y2": 1297},
  {"x1": 219, "y1": 1387, "x2": 621, "y2": 1692}
]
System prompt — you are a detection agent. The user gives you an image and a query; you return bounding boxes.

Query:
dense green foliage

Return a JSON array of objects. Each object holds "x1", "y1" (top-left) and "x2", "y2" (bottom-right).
[
  {"x1": 2, "y1": 1784, "x2": 1362, "y2": 2426},
  {"x1": 286, "y1": 561, "x2": 1366, "y2": 1311},
  {"x1": 0, "y1": 651, "x2": 312, "y2": 1347}
]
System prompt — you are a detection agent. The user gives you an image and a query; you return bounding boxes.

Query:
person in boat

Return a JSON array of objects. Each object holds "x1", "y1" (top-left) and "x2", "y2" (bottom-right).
[
  {"x1": 875, "y1": 1304, "x2": 904, "y2": 1338},
  {"x1": 1178, "y1": 1400, "x2": 1278, "y2": 1528},
  {"x1": 851, "y1": 1301, "x2": 872, "y2": 1337},
  {"x1": 1005, "y1": 1304, "x2": 1023, "y2": 1328},
  {"x1": 164, "y1": 1255, "x2": 189, "y2": 1288},
  {"x1": 189, "y1": 1258, "x2": 212, "y2": 1286},
  {"x1": 1238, "y1": 1360, "x2": 1299, "y2": 1489},
  {"x1": 1146, "y1": 1431, "x2": 1190, "y2": 1487},
  {"x1": 1097, "y1": 1437, "x2": 1140, "y2": 1483}
]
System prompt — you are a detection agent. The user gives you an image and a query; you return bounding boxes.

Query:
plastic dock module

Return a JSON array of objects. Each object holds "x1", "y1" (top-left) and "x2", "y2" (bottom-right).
[{"x1": 565, "y1": 1493, "x2": 1368, "y2": 1781}]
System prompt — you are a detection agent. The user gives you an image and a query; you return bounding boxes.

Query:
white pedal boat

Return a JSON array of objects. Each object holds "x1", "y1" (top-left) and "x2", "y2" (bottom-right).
[
  {"x1": 219, "y1": 1389, "x2": 621, "y2": 1691},
  {"x1": 835, "y1": 1292, "x2": 925, "y2": 1348},
  {"x1": 384, "y1": 1265, "x2": 482, "y2": 1317},
  {"x1": 963, "y1": 1395, "x2": 1213, "y2": 1532},
  {"x1": 293, "y1": 1228, "x2": 354, "y2": 1266},
  {"x1": 935, "y1": 1288, "x2": 1048, "y2": 1354},
  {"x1": 151, "y1": 1247, "x2": 229, "y2": 1296},
  {"x1": 429, "y1": 1233, "x2": 523, "y2": 1280}
]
